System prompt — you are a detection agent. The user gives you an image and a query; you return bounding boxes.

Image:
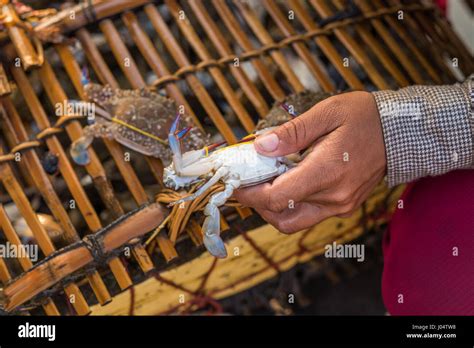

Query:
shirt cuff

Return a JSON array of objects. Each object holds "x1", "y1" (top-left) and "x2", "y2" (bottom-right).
[{"x1": 372, "y1": 77, "x2": 473, "y2": 187}]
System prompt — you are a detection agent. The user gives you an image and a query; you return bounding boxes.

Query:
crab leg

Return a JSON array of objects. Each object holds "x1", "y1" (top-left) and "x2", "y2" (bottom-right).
[
  {"x1": 168, "y1": 113, "x2": 190, "y2": 174},
  {"x1": 202, "y1": 177, "x2": 240, "y2": 258},
  {"x1": 169, "y1": 167, "x2": 229, "y2": 206}
]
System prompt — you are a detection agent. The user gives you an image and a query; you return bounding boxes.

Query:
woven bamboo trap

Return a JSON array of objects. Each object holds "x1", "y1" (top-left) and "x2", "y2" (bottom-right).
[{"x1": 0, "y1": 0, "x2": 472, "y2": 316}]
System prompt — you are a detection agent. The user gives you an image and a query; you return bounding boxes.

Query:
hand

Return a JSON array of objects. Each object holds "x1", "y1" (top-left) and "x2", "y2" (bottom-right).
[{"x1": 234, "y1": 91, "x2": 387, "y2": 234}]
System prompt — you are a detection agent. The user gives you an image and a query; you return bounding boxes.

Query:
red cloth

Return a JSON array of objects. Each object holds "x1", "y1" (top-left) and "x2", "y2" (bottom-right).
[
  {"x1": 436, "y1": 0, "x2": 448, "y2": 16},
  {"x1": 382, "y1": 170, "x2": 474, "y2": 315}
]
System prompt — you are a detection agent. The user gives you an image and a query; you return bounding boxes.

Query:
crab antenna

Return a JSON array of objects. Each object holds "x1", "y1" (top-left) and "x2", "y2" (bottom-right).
[
  {"x1": 81, "y1": 66, "x2": 90, "y2": 86},
  {"x1": 168, "y1": 113, "x2": 183, "y2": 172},
  {"x1": 279, "y1": 102, "x2": 298, "y2": 118}
]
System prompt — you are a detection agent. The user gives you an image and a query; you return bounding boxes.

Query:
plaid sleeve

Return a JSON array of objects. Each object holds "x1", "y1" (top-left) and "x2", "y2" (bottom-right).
[{"x1": 372, "y1": 75, "x2": 474, "y2": 187}]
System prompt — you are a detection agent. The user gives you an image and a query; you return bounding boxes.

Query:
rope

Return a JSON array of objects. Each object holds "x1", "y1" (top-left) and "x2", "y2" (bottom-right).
[{"x1": 0, "y1": 114, "x2": 84, "y2": 164}]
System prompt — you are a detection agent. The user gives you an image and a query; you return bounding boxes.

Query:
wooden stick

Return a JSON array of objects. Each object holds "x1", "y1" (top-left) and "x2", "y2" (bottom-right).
[{"x1": 3, "y1": 202, "x2": 167, "y2": 312}]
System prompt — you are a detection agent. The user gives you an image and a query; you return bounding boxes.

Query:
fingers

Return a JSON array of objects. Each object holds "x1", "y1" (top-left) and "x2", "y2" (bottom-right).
[
  {"x1": 255, "y1": 202, "x2": 337, "y2": 234},
  {"x1": 254, "y1": 96, "x2": 341, "y2": 157},
  {"x1": 234, "y1": 145, "x2": 335, "y2": 212}
]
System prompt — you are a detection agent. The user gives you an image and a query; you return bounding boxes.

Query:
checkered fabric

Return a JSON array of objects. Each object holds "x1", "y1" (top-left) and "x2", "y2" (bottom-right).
[{"x1": 373, "y1": 75, "x2": 474, "y2": 187}]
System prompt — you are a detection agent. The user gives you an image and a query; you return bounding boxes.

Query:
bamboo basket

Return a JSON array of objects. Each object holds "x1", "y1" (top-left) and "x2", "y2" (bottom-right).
[{"x1": 0, "y1": 0, "x2": 472, "y2": 316}]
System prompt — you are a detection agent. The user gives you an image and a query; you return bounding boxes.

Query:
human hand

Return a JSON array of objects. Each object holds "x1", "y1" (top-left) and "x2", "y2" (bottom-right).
[{"x1": 234, "y1": 91, "x2": 387, "y2": 233}]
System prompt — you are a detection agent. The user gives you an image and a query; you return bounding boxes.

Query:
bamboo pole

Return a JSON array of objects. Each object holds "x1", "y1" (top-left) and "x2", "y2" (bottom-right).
[{"x1": 3, "y1": 202, "x2": 167, "y2": 312}]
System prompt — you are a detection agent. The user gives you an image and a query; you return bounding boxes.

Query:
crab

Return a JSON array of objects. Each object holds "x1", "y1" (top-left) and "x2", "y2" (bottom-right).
[
  {"x1": 164, "y1": 115, "x2": 296, "y2": 258},
  {"x1": 256, "y1": 90, "x2": 331, "y2": 130},
  {"x1": 70, "y1": 81, "x2": 207, "y2": 166}
]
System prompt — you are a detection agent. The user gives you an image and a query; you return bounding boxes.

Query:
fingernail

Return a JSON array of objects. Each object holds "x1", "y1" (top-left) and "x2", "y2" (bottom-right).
[{"x1": 255, "y1": 133, "x2": 279, "y2": 152}]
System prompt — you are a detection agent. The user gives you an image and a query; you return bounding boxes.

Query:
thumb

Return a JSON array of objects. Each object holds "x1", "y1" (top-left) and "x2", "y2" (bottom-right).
[{"x1": 254, "y1": 100, "x2": 338, "y2": 156}]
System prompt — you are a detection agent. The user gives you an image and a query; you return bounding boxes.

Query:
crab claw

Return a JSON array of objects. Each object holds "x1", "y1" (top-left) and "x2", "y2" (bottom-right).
[
  {"x1": 176, "y1": 126, "x2": 192, "y2": 139},
  {"x1": 70, "y1": 135, "x2": 93, "y2": 166}
]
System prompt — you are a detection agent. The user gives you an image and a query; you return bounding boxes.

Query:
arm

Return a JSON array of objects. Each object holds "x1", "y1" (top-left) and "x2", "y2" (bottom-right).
[{"x1": 374, "y1": 76, "x2": 473, "y2": 187}]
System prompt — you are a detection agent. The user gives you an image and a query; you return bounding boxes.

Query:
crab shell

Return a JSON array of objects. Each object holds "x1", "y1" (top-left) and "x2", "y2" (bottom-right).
[
  {"x1": 256, "y1": 90, "x2": 332, "y2": 130},
  {"x1": 84, "y1": 83, "x2": 207, "y2": 164}
]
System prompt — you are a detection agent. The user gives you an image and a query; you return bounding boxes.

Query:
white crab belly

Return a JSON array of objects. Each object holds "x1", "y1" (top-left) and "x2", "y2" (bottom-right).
[{"x1": 215, "y1": 143, "x2": 286, "y2": 187}]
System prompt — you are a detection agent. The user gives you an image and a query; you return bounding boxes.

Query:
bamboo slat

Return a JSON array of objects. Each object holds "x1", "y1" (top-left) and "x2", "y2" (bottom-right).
[
  {"x1": 310, "y1": 0, "x2": 391, "y2": 90},
  {"x1": 0, "y1": 63, "x2": 11, "y2": 96},
  {"x1": 233, "y1": 0, "x2": 306, "y2": 93},
  {"x1": 262, "y1": 0, "x2": 335, "y2": 92},
  {"x1": 372, "y1": 0, "x2": 441, "y2": 84},
  {"x1": 188, "y1": 0, "x2": 269, "y2": 117},
  {"x1": 165, "y1": 0, "x2": 256, "y2": 132},
  {"x1": 286, "y1": 0, "x2": 364, "y2": 90},
  {"x1": 212, "y1": 0, "x2": 287, "y2": 101},
  {"x1": 144, "y1": 5, "x2": 238, "y2": 144},
  {"x1": 354, "y1": 0, "x2": 425, "y2": 84},
  {"x1": 331, "y1": 0, "x2": 409, "y2": 87}
]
